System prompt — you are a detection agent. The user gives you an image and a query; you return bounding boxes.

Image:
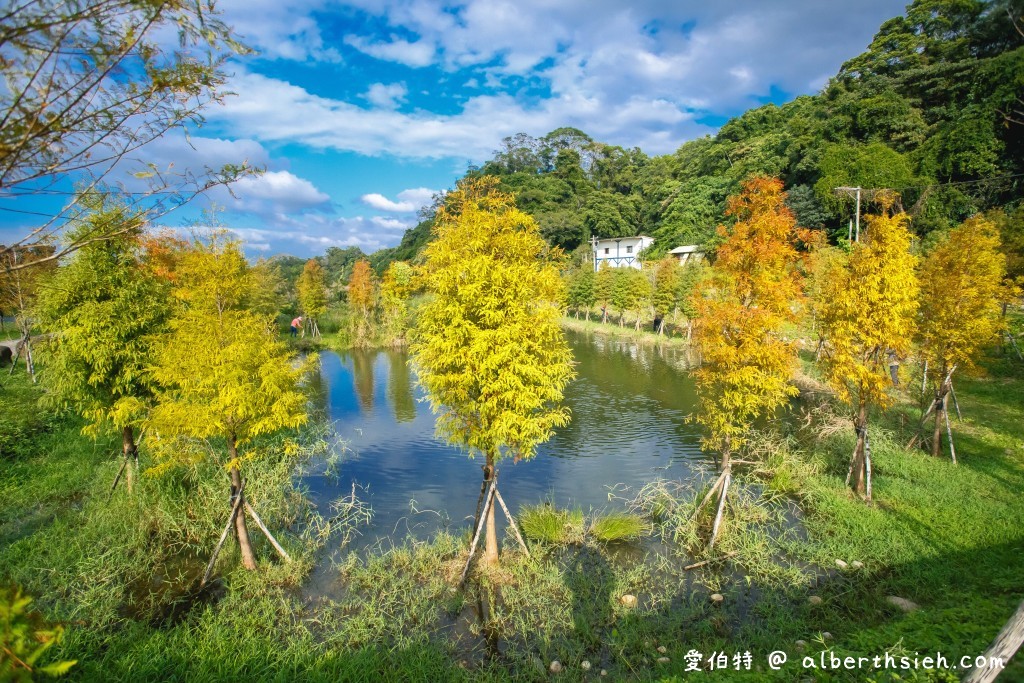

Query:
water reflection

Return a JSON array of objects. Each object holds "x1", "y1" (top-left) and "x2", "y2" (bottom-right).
[{"x1": 303, "y1": 331, "x2": 705, "y2": 552}]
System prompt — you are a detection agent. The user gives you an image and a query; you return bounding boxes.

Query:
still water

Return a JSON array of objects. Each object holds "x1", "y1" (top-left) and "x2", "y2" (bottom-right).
[{"x1": 301, "y1": 329, "x2": 707, "y2": 551}]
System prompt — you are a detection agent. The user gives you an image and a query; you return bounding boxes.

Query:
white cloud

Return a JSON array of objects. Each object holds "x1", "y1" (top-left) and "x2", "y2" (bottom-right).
[
  {"x1": 360, "y1": 186, "x2": 436, "y2": 212},
  {"x1": 345, "y1": 35, "x2": 435, "y2": 67},
  {"x1": 228, "y1": 170, "x2": 331, "y2": 214},
  {"x1": 223, "y1": 211, "x2": 416, "y2": 257},
  {"x1": 364, "y1": 82, "x2": 408, "y2": 109},
  {"x1": 214, "y1": 0, "x2": 341, "y2": 62},
  {"x1": 361, "y1": 192, "x2": 413, "y2": 212}
]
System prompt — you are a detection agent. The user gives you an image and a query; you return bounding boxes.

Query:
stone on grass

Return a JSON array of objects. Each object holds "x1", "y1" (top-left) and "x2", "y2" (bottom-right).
[
  {"x1": 581, "y1": 661, "x2": 592, "y2": 671},
  {"x1": 601, "y1": 670, "x2": 607, "y2": 677},
  {"x1": 851, "y1": 561, "x2": 864, "y2": 569},
  {"x1": 657, "y1": 657, "x2": 671, "y2": 664},
  {"x1": 620, "y1": 594, "x2": 638, "y2": 608},
  {"x1": 808, "y1": 595, "x2": 823, "y2": 606},
  {"x1": 886, "y1": 596, "x2": 920, "y2": 613},
  {"x1": 835, "y1": 559, "x2": 848, "y2": 570},
  {"x1": 657, "y1": 646, "x2": 667, "y2": 654},
  {"x1": 822, "y1": 632, "x2": 833, "y2": 641},
  {"x1": 795, "y1": 640, "x2": 807, "y2": 650},
  {"x1": 549, "y1": 660, "x2": 562, "y2": 674},
  {"x1": 710, "y1": 593, "x2": 724, "y2": 605}
]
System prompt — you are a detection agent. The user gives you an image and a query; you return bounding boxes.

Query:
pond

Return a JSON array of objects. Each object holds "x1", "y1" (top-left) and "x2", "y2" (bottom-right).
[{"x1": 300, "y1": 329, "x2": 708, "y2": 556}]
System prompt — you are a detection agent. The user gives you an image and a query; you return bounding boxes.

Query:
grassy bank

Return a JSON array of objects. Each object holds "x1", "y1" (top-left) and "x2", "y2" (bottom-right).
[
  {"x1": 1, "y1": 349, "x2": 1022, "y2": 680},
  {"x1": 560, "y1": 316, "x2": 693, "y2": 350}
]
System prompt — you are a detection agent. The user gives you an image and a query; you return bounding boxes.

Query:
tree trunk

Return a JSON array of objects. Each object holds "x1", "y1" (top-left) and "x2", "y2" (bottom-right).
[
  {"x1": 931, "y1": 387, "x2": 946, "y2": 458},
  {"x1": 585, "y1": 309, "x2": 590, "y2": 322},
  {"x1": 850, "y1": 402, "x2": 868, "y2": 497},
  {"x1": 122, "y1": 426, "x2": 137, "y2": 493},
  {"x1": 228, "y1": 435, "x2": 258, "y2": 571},
  {"x1": 482, "y1": 452, "x2": 499, "y2": 567}
]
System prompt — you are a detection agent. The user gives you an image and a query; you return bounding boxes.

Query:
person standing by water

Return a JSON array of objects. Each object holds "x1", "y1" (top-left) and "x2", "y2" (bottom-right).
[{"x1": 290, "y1": 316, "x2": 303, "y2": 338}]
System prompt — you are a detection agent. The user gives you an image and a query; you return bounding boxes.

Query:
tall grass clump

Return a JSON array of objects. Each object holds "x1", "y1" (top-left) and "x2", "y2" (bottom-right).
[
  {"x1": 589, "y1": 511, "x2": 650, "y2": 542},
  {"x1": 518, "y1": 503, "x2": 585, "y2": 545}
]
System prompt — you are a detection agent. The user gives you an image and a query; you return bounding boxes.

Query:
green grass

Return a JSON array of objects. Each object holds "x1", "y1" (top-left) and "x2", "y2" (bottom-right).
[
  {"x1": 1, "y1": 349, "x2": 1023, "y2": 681},
  {"x1": 518, "y1": 503, "x2": 585, "y2": 545},
  {"x1": 589, "y1": 511, "x2": 650, "y2": 543},
  {"x1": 560, "y1": 315, "x2": 693, "y2": 349}
]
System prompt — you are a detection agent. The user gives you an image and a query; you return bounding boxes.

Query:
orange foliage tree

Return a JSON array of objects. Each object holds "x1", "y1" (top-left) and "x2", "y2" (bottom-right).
[
  {"x1": 347, "y1": 259, "x2": 376, "y2": 346},
  {"x1": 819, "y1": 196, "x2": 918, "y2": 499},
  {"x1": 918, "y1": 216, "x2": 1006, "y2": 460},
  {"x1": 690, "y1": 176, "x2": 806, "y2": 548}
]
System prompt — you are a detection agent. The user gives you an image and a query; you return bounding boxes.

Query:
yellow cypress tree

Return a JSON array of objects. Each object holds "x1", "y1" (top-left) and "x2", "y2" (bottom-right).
[
  {"x1": 411, "y1": 176, "x2": 574, "y2": 568},
  {"x1": 819, "y1": 196, "x2": 918, "y2": 499},
  {"x1": 918, "y1": 216, "x2": 1006, "y2": 460},
  {"x1": 691, "y1": 176, "x2": 806, "y2": 548},
  {"x1": 296, "y1": 259, "x2": 327, "y2": 338},
  {"x1": 148, "y1": 232, "x2": 311, "y2": 571},
  {"x1": 379, "y1": 260, "x2": 413, "y2": 346}
]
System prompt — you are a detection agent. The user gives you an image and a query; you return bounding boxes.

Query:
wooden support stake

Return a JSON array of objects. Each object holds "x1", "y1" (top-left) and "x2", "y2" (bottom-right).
[
  {"x1": 684, "y1": 551, "x2": 738, "y2": 571},
  {"x1": 950, "y1": 381, "x2": 962, "y2": 420},
  {"x1": 845, "y1": 439, "x2": 859, "y2": 487},
  {"x1": 460, "y1": 480, "x2": 495, "y2": 585},
  {"x1": 492, "y1": 486, "x2": 530, "y2": 557},
  {"x1": 708, "y1": 469, "x2": 731, "y2": 552},
  {"x1": 921, "y1": 359, "x2": 928, "y2": 395},
  {"x1": 1008, "y1": 332, "x2": 1023, "y2": 361},
  {"x1": 689, "y1": 470, "x2": 727, "y2": 521},
  {"x1": 963, "y1": 599, "x2": 1024, "y2": 683},
  {"x1": 944, "y1": 405, "x2": 957, "y2": 465},
  {"x1": 864, "y1": 431, "x2": 873, "y2": 502},
  {"x1": 904, "y1": 432, "x2": 919, "y2": 451},
  {"x1": 109, "y1": 456, "x2": 129, "y2": 498},
  {"x1": 201, "y1": 479, "x2": 247, "y2": 588},
  {"x1": 245, "y1": 502, "x2": 291, "y2": 562}
]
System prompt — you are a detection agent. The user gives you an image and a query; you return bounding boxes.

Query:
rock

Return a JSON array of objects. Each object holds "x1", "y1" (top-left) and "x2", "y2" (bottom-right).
[
  {"x1": 822, "y1": 632, "x2": 833, "y2": 641},
  {"x1": 808, "y1": 595, "x2": 823, "y2": 606},
  {"x1": 620, "y1": 594, "x2": 638, "y2": 608},
  {"x1": 795, "y1": 640, "x2": 807, "y2": 650},
  {"x1": 600, "y1": 670, "x2": 607, "y2": 677},
  {"x1": 581, "y1": 661, "x2": 592, "y2": 671},
  {"x1": 549, "y1": 661, "x2": 563, "y2": 674},
  {"x1": 851, "y1": 561, "x2": 864, "y2": 569},
  {"x1": 886, "y1": 596, "x2": 920, "y2": 613},
  {"x1": 835, "y1": 559, "x2": 849, "y2": 570},
  {"x1": 657, "y1": 645, "x2": 667, "y2": 654},
  {"x1": 710, "y1": 593, "x2": 724, "y2": 605},
  {"x1": 657, "y1": 657, "x2": 671, "y2": 664}
]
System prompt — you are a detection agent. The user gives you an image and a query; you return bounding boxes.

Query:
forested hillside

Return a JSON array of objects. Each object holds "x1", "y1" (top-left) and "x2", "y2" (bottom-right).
[{"x1": 365, "y1": 0, "x2": 1023, "y2": 273}]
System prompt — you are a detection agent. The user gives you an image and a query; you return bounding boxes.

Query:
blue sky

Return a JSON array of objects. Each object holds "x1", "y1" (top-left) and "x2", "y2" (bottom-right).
[{"x1": 1, "y1": 0, "x2": 910, "y2": 258}]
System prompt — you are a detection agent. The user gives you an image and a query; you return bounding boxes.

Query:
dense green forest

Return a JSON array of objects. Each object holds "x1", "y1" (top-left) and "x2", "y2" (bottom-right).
[{"x1": 325, "y1": 0, "x2": 1023, "y2": 278}]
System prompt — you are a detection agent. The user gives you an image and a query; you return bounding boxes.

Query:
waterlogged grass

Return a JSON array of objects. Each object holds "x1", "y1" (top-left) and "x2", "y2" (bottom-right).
[
  {"x1": 2, "y1": 353, "x2": 1023, "y2": 681},
  {"x1": 589, "y1": 511, "x2": 651, "y2": 543},
  {"x1": 518, "y1": 503, "x2": 585, "y2": 545}
]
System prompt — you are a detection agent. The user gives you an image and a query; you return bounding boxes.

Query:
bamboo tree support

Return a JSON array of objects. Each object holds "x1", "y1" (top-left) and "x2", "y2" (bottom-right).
[
  {"x1": 200, "y1": 479, "x2": 247, "y2": 588},
  {"x1": 492, "y1": 487, "x2": 530, "y2": 557},
  {"x1": 109, "y1": 457, "x2": 129, "y2": 498},
  {"x1": 460, "y1": 479, "x2": 496, "y2": 586},
  {"x1": 950, "y1": 381, "x2": 962, "y2": 421},
  {"x1": 944, "y1": 406, "x2": 957, "y2": 465},
  {"x1": 689, "y1": 470, "x2": 728, "y2": 521},
  {"x1": 921, "y1": 359, "x2": 928, "y2": 395},
  {"x1": 864, "y1": 431, "x2": 873, "y2": 502},
  {"x1": 1007, "y1": 332, "x2": 1023, "y2": 361},
  {"x1": 707, "y1": 468, "x2": 731, "y2": 551},
  {"x1": 244, "y1": 502, "x2": 292, "y2": 562},
  {"x1": 684, "y1": 551, "x2": 738, "y2": 571},
  {"x1": 963, "y1": 599, "x2": 1024, "y2": 683}
]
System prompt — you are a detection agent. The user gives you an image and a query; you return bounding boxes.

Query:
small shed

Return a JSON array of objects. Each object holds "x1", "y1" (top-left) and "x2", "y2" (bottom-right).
[{"x1": 669, "y1": 244, "x2": 706, "y2": 265}]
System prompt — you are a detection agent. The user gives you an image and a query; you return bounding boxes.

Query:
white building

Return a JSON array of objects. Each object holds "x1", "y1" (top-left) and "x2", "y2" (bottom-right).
[
  {"x1": 592, "y1": 236, "x2": 654, "y2": 272},
  {"x1": 668, "y1": 244, "x2": 706, "y2": 265}
]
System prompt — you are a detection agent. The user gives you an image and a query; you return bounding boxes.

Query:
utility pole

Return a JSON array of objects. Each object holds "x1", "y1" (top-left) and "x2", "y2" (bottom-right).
[{"x1": 835, "y1": 186, "x2": 862, "y2": 241}]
